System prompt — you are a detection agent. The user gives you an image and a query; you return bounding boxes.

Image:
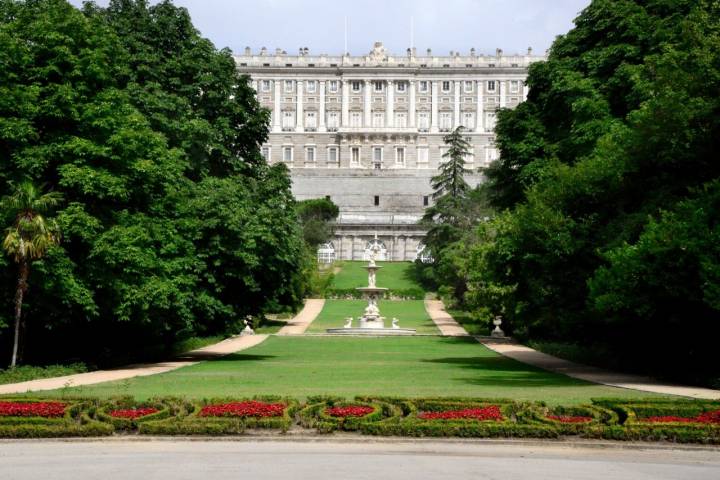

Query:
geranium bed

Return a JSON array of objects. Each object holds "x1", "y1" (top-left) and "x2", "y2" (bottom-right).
[
  {"x1": 0, "y1": 401, "x2": 66, "y2": 418},
  {"x1": 299, "y1": 397, "x2": 394, "y2": 433},
  {"x1": 0, "y1": 398, "x2": 112, "y2": 438},
  {"x1": 199, "y1": 401, "x2": 285, "y2": 418}
]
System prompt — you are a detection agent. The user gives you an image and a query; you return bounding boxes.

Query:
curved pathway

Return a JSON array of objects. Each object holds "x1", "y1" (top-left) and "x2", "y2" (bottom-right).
[
  {"x1": 424, "y1": 299, "x2": 720, "y2": 400},
  {"x1": 277, "y1": 299, "x2": 325, "y2": 335},
  {"x1": 0, "y1": 334, "x2": 268, "y2": 395}
]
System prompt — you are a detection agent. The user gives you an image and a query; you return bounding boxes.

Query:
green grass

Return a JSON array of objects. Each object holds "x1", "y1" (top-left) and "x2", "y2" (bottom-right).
[
  {"x1": 331, "y1": 261, "x2": 421, "y2": 290},
  {"x1": 0, "y1": 363, "x2": 88, "y2": 386},
  {"x1": 37, "y1": 336, "x2": 663, "y2": 404},
  {"x1": 306, "y1": 299, "x2": 439, "y2": 334}
]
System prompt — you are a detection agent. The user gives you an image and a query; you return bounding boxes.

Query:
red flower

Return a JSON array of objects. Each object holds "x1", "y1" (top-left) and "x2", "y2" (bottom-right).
[
  {"x1": 642, "y1": 410, "x2": 720, "y2": 424},
  {"x1": 0, "y1": 401, "x2": 66, "y2": 418},
  {"x1": 325, "y1": 406, "x2": 375, "y2": 418},
  {"x1": 109, "y1": 407, "x2": 159, "y2": 419},
  {"x1": 547, "y1": 414, "x2": 593, "y2": 423},
  {"x1": 199, "y1": 401, "x2": 285, "y2": 418},
  {"x1": 418, "y1": 406, "x2": 503, "y2": 421}
]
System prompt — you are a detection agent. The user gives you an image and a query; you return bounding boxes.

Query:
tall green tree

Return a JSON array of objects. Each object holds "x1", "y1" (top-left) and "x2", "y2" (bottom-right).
[{"x1": 1, "y1": 182, "x2": 62, "y2": 367}]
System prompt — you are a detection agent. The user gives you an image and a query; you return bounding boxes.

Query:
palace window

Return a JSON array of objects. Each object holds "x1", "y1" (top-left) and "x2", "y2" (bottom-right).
[
  {"x1": 284, "y1": 80, "x2": 294, "y2": 93},
  {"x1": 261, "y1": 146, "x2": 270, "y2": 161},
  {"x1": 441, "y1": 81, "x2": 451, "y2": 92},
  {"x1": 306, "y1": 81, "x2": 317, "y2": 93},
  {"x1": 510, "y1": 80, "x2": 519, "y2": 93},
  {"x1": 419, "y1": 81, "x2": 428, "y2": 92},
  {"x1": 485, "y1": 112, "x2": 497, "y2": 131},
  {"x1": 350, "y1": 111, "x2": 362, "y2": 127},
  {"x1": 417, "y1": 112, "x2": 429, "y2": 130},
  {"x1": 327, "y1": 111, "x2": 339, "y2": 130},
  {"x1": 486, "y1": 146, "x2": 499, "y2": 165},
  {"x1": 395, "y1": 112, "x2": 407, "y2": 128},
  {"x1": 352, "y1": 81, "x2": 361, "y2": 92},
  {"x1": 305, "y1": 111, "x2": 317, "y2": 130},
  {"x1": 487, "y1": 80, "x2": 496, "y2": 92},
  {"x1": 464, "y1": 80, "x2": 473, "y2": 93},
  {"x1": 418, "y1": 147, "x2": 430, "y2": 167},
  {"x1": 373, "y1": 147, "x2": 383, "y2": 165},
  {"x1": 305, "y1": 146, "x2": 316, "y2": 164},
  {"x1": 374, "y1": 195, "x2": 380, "y2": 206},
  {"x1": 372, "y1": 112, "x2": 384, "y2": 127},
  {"x1": 351, "y1": 146, "x2": 360, "y2": 166},
  {"x1": 464, "y1": 152, "x2": 474, "y2": 165},
  {"x1": 329, "y1": 80, "x2": 338, "y2": 92},
  {"x1": 462, "y1": 112, "x2": 475, "y2": 129},
  {"x1": 423, "y1": 195, "x2": 429, "y2": 206},
  {"x1": 327, "y1": 146, "x2": 339, "y2": 166},
  {"x1": 417, "y1": 147, "x2": 429, "y2": 165},
  {"x1": 439, "y1": 112, "x2": 452, "y2": 131},
  {"x1": 282, "y1": 146, "x2": 293, "y2": 163},
  {"x1": 395, "y1": 147, "x2": 406, "y2": 167},
  {"x1": 374, "y1": 81, "x2": 384, "y2": 92},
  {"x1": 282, "y1": 111, "x2": 294, "y2": 130},
  {"x1": 261, "y1": 80, "x2": 271, "y2": 92},
  {"x1": 397, "y1": 82, "x2": 406, "y2": 93}
]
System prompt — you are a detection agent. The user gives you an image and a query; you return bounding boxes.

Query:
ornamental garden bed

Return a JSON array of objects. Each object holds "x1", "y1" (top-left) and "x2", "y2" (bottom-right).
[
  {"x1": 90, "y1": 396, "x2": 185, "y2": 431},
  {"x1": 529, "y1": 403, "x2": 618, "y2": 435},
  {"x1": 0, "y1": 398, "x2": 112, "y2": 438},
  {"x1": 138, "y1": 397, "x2": 298, "y2": 435},
  {"x1": 355, "y1": 397, "x2": 559, "y2": 439},
  {"x1": 299, "y1": 396, "x2": 401, "y2": 433},
  {"x1": 590, "y1": 398, "x2": 720, "y2": 444}
]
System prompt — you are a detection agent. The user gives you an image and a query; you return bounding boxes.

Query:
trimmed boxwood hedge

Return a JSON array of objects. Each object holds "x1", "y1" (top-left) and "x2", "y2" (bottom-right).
[
  {"x1": 325, "y1": 288, "x2": 425, "y2": 300},
  {"x1": 138, "y1": 396, "x2": 299, "y2": 435},
  {"x1": 2, "y1": 396, "x2": 719, "y2": 442},
  {"x1": 299, "y1": 396, "x2": 402, "y2": 433},
  {"x1": 0, "y1": 398, "x2": 113, "y2": 438}
]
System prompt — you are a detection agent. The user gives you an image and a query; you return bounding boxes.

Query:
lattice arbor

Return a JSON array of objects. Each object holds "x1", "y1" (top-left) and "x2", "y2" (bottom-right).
[
  {"x1": 363, "y1": 238, "x2": 387, "y2": 261},
  {"x1": 317, "y1": 242, "x2": 336, "y2": 264}
]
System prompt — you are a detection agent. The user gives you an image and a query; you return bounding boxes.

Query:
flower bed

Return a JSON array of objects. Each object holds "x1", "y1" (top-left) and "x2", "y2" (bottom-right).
[
  {"x1": 546, "y1": 415, "x2": 593, "y2": 423},
  {"x1": 0, "y1": 401, "x2": 66, "y2": 418},
  {"x1": 529, "y1": 404, "x2": 616, "y2": 435},
  {"x1": 299, "y1": 396, "x2": 395, "y2": 433},
  {"x1": 110, "y1": 408, "x2": 160, "y2": 419},
  {"x1": 589, "y1": 398, "x2": 720, "y2": 443},
  {"x1": 417, "y1": 406, "x2": 503, "y2": 421},
  {"x1": 199, "y1": 401, "x2": 285, "y2": 418},
  {"x1": 139, "y1": 397, "x2": 298, "y2": 435},
  {"x1": 0, "y1": 398, "x2": 112, "y2": 438},
  {"x1": 93, "y1": 397, "x2": 177, "y2": 431}
]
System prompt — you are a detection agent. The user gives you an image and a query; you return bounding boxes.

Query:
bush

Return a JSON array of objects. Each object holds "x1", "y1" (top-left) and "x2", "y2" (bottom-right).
[
  {"x1": 0, "y1": 364, "x2": 88, "y2": 386},
  {"x1": 0, "y1": 398, "x2": 112, "y2": 438},
  {"x1": 298, "y1": 397, "x2": 402, "y2": 433},
  {"x1": 528, "y1": 404, "x2": 618, "y2": 435},
  {"x1": 325, "y1": 288, "x2": 425, "y2": 300}
]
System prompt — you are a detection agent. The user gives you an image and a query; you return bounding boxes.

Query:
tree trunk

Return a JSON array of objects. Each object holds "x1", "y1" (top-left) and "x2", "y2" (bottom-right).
[{"x1": 10, "y1": 259, "x2": 29, "y2": 368}]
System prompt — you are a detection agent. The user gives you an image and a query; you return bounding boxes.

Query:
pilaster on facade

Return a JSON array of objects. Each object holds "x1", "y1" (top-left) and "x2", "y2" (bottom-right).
[
  {"x1": 273, "y1": 80, "x2": 281, "y2": 132},
  {"x1": 476, "y1": 80, "x2": 484, "y2": 133},
  {"x1": 499, "y1": 80, "x2": 506, "y2": 108},
  {"x1": 386, "y1": 80, "x2": 394, "y2": 128},
  {"x1": 430, "y1": 81, "x2": 439, "y2": 133},
  {"x1": 296, "y1": 80, "x2": 304, "y2": 132},
  {"x1": 319, "y1": 81, "x2": 326, "y2": 132},
  {"x1": 409, "y1": 80, "x2": 416, "y2": 128},
  {"x1": 341, "y1": 80, "x2": 350, "y2": 127},
  {"x1": 363, "y1": 80, "x2": 372, "y2": 128},
  {"x1": 453, "y1": 80, "x2": 461, "y2": 128}
]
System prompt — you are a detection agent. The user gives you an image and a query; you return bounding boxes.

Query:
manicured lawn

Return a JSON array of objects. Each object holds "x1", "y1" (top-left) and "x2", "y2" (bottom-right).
[
  {"x1": 306, "y1": 299, "x2": 439, "y2": 334},
  {"x1": 39, "y1": 336, "x2": 662, "y2": 404},
  {"x1": 331, "y1": 261, "x2": 421, "y2": 290}
]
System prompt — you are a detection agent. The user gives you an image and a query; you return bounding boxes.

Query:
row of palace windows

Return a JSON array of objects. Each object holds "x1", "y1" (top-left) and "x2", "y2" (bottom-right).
[
  {"x1": 260, "y1": 79, "x2": 521, "y2": 95},
  {"x1": 261, "y1": 145, "x2": 489, "y2": 168},
  {"x1": 279, "y1": 111, "x2": 497, "y2": 131}
]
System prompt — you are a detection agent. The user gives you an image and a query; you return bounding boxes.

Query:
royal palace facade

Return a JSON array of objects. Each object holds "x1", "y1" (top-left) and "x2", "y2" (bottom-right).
[{"x1": 235, "y1": 42, "x2": 544, "y2": 262}]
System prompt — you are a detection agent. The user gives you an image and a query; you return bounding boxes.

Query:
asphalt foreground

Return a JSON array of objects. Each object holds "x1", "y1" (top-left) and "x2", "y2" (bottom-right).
[{"x1": 1, "y1": 438, "x2": 719, "y2": 480}]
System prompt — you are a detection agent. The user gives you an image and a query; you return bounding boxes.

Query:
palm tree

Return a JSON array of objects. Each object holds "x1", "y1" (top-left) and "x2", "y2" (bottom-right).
[{"x1": 1, "y1": 182, "x2": 62, "y2": 367}]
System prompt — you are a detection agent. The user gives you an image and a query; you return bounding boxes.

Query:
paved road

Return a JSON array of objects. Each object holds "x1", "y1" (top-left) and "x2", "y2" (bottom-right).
[{"x1": 1, "y1": 439, "x2": 719, "y2": 480}]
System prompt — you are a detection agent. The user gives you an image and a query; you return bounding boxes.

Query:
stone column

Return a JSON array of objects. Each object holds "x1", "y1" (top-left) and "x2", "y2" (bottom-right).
[
  {"x1": 499, "y1": 80, "x2": 506, "y2": 108},
  {"x1": 453, "y1": 81, "x2": 461, "y2": 128},
  {"x1": 476, "y1": 80, "x2": 484, "y2": 133},
  {"x1": 296, "y1": 80, "x2": 304, "y2": 132},
  {"x1": 409, "y1": 80, "x2": 416, "y2": 128},
  {"x1": 341, "y1": 80, "x2": 349, "y2": 127},
  {"x1": 522, "y1": 80, "x2": 528, "y2": 102},
  {"x1": 364, "y1": 80, "x2": 372, "y2": 127},
  {"x1": 319, "y1": 80, "x2": 326, "y2": 132},
  {"x1": 386, "y1": 80, "x2": 394, "y2": 128},
  {"x1": 430, "y1": 81, "x2": 439, "y2": 133},
  {"x1": 273, "y1": 80, "x2": 281, "y2": 132},
  {"x1": 251, "y1": 80, "x2": 258, "y2": 92}
]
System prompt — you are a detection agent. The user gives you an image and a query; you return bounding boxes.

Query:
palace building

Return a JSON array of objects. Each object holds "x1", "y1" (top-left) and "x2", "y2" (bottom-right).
[{"x1": 235, "y1": 42, "x2": 544, "y2": 261}]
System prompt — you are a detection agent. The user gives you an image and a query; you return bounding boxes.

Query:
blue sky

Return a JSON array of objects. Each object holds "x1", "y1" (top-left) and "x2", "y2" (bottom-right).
[{"x1": 69, "y1": 0, "x2": 591, "y2": 56}]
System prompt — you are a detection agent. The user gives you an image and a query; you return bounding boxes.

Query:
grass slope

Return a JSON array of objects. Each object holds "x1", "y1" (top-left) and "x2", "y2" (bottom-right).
[
  {"x1": 306, "y1": 299, "x2": 439, "y2": 334},
  {"x1": 39, "y1": 336, "x2": 660, "y2": 404},
  {"x1": 331, "y1": 261, "x2": 420, "y2": 290}
]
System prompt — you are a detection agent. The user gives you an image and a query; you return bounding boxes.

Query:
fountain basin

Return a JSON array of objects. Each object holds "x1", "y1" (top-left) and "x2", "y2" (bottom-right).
[{"x1": 325, "y1": 327, "x2": 417, "y2": 336}]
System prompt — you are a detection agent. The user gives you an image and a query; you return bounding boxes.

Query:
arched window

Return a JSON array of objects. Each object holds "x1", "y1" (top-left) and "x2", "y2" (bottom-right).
[
  {"x1": 415, "y1": 243, "x2": 433, "y2": 263},
  {"x1": 317, "y1": 242, "x2": 336, "y2": 264},
  {"x1": 363, "y1": 238, "x2": 387, "y2": 261}
]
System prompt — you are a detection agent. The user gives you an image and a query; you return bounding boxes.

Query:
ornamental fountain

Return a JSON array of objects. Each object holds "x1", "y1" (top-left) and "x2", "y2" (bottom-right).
[{"x1": 326, "y1": 244, "x2": 416, "y2": 336}]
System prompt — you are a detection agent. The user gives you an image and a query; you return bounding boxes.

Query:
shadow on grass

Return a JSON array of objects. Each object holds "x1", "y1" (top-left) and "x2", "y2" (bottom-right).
[
  {"x1": 176, "y1": 353, "x2": 277, "y2": 362},
  {"x1": 423, "y1": 356, "x2": 590, "y2": 387}
]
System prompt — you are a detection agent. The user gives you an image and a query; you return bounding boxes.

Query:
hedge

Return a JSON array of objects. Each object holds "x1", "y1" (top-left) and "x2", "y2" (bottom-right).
[
  {"x1": 90, "y1": 396, "x2": 187, "y2": 431},
  {"x1": 325, "y1": 288, "x2": 425, "y2": 300},
  {"x1": 299, "y1": 396, "x2": 402, "y2": 433},
  {"x1": 0, "y1": 398, "x2": 113, "y2": 438}
]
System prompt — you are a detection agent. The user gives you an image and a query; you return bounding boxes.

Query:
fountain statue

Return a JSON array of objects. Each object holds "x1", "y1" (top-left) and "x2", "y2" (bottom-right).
[{"x1": 327, "y1": 243, "x2": 416, "y2": 336}]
